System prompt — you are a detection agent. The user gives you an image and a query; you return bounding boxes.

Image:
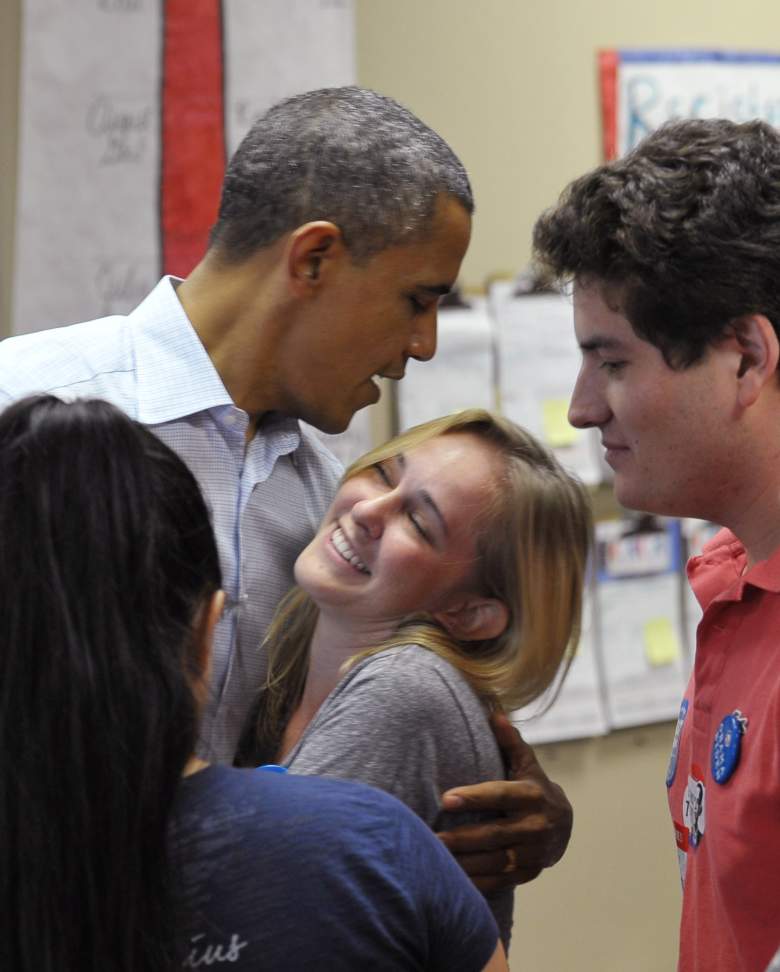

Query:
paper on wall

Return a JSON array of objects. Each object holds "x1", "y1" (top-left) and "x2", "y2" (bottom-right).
[
  {"x1": 511, "y1": 590, "x2": 610, "y2": 744},
  {"x1": 487, "y1": 281, "x2": 605, "y2": 484},
  {"x1": 596, "y1": 519, "x2": 688, "y2": 728},
  {"x1": 396, "y1": 298, "x2": 494, "y2": 430}
]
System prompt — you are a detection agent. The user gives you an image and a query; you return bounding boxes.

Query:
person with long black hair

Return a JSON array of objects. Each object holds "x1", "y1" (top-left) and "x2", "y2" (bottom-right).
[{"x1": 0, "y1": 394, "x2": 506, "y2": 972}]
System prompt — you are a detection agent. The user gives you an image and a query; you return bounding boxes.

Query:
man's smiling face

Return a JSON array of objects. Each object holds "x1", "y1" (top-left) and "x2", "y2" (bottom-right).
[{"x1": 568, "y1": 280, "x2": 739, "y2": 520}]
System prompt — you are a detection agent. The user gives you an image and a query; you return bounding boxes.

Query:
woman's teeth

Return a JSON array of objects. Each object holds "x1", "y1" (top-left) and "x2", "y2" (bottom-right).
[{"x1": 332, "y1": 527, "x2": 369, "y2": 574}]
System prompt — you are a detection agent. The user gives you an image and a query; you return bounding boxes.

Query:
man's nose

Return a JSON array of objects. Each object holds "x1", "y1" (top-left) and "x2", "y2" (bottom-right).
[
  {"x1": 408, "y1": 312, "x2": 437, "y2": 362},
  {"x1": 568, "y1": 369, "x2": 610, "y2": 429}
]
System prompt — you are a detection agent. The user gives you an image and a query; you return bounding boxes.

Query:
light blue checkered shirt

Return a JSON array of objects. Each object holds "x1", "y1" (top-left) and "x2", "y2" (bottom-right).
[{"x1": 0, "y1": 278, "x2": 342, "y2": 761}]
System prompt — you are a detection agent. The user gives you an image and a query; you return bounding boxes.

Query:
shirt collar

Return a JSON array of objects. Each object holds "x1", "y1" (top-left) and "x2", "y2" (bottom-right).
[
  {"x1": 689, "y1": 527, "x2": 780, "y2": 607},
  {"x1": 131, "y1": 276, "x2": 234, "y2": 424},
  {"x1": 743, "y1": 538, "x2": 780, "y2": 594}
]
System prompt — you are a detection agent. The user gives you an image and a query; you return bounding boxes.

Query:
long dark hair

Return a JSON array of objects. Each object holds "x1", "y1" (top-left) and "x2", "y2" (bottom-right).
[{"x1": 0, "y1": 395, "x2": 222, "y2": 972}]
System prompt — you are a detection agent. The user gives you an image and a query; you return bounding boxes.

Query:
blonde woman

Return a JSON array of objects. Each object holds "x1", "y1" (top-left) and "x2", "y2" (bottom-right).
[{"x1": 237, "y1": 410, "x2": 591, "y2": 945}]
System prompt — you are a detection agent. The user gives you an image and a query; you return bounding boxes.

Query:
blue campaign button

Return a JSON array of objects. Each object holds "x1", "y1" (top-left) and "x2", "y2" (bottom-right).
[
  {"x1": 666, "y1": 698, "x2": 689, "y2": 788},
  {"x1": 711, "y1": 710, "x2": 748, "y2": 785}
]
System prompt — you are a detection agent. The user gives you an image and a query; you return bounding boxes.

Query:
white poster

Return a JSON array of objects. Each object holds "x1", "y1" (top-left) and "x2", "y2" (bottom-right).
[
  {"x1": 397, "y1": 298, "x2": 495, "y2": 430},
  {"x1": 596, "y1": 519, "x2": 688, "y2": 729},
  {"x1": 511, "y1": 591, "x2": 610, "y2": 745},
  {"x1": 14, "y1": 0, "x2": 355, "y2": 334},
  {"x1": 600, "y1": 49, "x2": 780, "y2": 160},
  {"x1": 488, "y1": 281, "x2": 605, "y2": 485}
]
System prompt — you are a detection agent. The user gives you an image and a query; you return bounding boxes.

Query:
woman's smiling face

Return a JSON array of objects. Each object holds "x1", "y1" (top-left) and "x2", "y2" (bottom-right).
[{"x1": 294, "y1": 432, "x2": 502, "y2": 627}]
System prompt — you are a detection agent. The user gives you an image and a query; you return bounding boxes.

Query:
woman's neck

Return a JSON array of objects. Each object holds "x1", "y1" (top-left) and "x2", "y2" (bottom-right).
[
  {"x1": 277, "y1": 610, "x2": 398, "y2": 759},
  {"x1": 304, "y1": 611, "x2": 396, "y2": 701}
]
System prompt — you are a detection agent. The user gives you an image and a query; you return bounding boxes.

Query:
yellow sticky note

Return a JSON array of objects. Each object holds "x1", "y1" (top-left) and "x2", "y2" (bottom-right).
[
  {"x1": 542, "y1": 399, "x2": 577, "y2": 448},
  {"x1": 643, "y1": 618, "x2": 681, "y2": 667}
]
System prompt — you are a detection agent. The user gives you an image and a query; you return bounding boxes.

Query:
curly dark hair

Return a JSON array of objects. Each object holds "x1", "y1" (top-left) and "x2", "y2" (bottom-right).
[{"x1": 532, "y1": 117, "x2": 780, "y2": 367}]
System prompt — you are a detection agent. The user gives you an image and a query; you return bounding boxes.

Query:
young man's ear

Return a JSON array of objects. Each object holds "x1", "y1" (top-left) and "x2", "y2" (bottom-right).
[
  {"x1": 433, "y1": 595, "x2": 509, "y2": 642},
  {"x1": 729, "y1": 314, "x2": 780, "y2": 409},
  {"x1": 286, "y1": 221, "x2": 345, "y2": 294}
]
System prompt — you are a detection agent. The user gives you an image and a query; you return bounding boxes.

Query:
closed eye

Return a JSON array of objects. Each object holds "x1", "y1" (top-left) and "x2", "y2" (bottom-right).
[
  {"x1": 373, "y1": 462, "x2": 392, "y2": 486},
  {"x1": 408, "y1": 510, "x2": 431, "y2": 543}
]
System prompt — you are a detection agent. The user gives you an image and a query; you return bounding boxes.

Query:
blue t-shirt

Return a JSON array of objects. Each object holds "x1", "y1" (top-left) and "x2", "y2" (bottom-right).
[{"x1": 170, "y1": 765, "x2": 499, "y2": 970}]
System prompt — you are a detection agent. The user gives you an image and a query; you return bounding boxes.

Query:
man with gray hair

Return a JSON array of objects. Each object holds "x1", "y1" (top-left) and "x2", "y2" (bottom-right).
[{"x1": 0, "y1": 86, "x2": 571, "y2": 892}]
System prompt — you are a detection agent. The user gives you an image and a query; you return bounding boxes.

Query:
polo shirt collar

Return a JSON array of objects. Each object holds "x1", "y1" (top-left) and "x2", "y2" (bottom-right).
[
  {"x1": 744, "y1": 539, "x2": 780, "y2": 594},
  {"x1": 690, "y1": 528, "x2": 780, "y2": 606}
]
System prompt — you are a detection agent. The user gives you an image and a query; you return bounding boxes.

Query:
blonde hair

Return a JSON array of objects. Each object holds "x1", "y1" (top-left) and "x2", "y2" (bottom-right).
[{"x1": 239, "y1": 410, "x2": 591, "y2": 761}]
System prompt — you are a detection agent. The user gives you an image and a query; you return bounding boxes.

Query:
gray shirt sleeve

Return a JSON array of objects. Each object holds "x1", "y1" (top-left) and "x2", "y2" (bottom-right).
[{"x1": 284, "y1": 644, "x2": 506, "y2": 829}]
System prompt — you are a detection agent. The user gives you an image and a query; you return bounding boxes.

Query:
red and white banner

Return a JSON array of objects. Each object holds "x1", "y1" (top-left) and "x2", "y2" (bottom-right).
[{"x1": 13, "y1": 0, "x2": 355, "y2": 334}]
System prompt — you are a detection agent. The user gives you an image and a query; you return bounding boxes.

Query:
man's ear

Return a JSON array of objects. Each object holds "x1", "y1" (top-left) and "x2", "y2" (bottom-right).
[
  {"x1": 285, "y1": 221, "x2": 345, "y2": 293},
  {"x1": 433, "y1": 595, "x2": 509, "y2": 642},
  {"x1": 192, "y1": 590, "x2": 225, "y2": 705},
  {"x1": 729, "y1": 314, "x2": 780, "y2": 409}
]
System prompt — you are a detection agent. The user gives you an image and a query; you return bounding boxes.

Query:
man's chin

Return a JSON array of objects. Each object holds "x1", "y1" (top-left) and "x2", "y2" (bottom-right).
[
  {"x1": 613, "y1": 478, "x2": 676, "y2": 518},
  {"x1": 305, "y1": 407, "x2": 357, "y2": 436},
  {"x1": 301, "y1": 382, "x2": 381, "y2": 435},
  {"x1": 612, "y1": 477, "x2": 645, "y2": 514}
]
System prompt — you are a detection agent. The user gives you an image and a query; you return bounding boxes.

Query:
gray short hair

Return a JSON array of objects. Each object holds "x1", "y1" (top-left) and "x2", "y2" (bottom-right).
[{"x1": 209, "y1": 86, "x2": 473, "y2": 263}]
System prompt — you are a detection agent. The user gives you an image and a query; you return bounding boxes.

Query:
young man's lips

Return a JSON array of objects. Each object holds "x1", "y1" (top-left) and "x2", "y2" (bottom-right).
[{"x1": 603, "y1": 442, "x2": 630, "y2": 466}]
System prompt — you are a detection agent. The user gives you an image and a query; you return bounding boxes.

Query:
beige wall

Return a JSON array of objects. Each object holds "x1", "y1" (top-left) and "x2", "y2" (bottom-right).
[{"x1": 356, "y1": 0, "x2": 780, "y2": 291}]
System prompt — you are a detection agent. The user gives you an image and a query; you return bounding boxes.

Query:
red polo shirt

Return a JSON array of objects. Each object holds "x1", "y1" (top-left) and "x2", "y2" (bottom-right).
[{"x1": 668, "y1": 529, "x2": 780, "y2": 971}]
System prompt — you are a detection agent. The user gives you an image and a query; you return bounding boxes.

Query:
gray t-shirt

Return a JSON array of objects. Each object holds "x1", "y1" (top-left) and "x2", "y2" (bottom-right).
[{"x1": 282, "y1": 643, "x2": 515, "y2": 946}]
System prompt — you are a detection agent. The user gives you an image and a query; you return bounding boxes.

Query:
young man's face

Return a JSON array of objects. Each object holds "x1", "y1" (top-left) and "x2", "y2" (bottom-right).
[
  {"x1": 568, "y1": 280, "x2": 738, "y2": 520},
  {"x1": 277, "y1": 194, "x2": 471, "y2": 434}
]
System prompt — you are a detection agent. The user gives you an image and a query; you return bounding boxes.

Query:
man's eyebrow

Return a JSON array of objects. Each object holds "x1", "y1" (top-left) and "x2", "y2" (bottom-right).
[{"x1": 579, "y1": 335, "x2": 626, "y2": 352}]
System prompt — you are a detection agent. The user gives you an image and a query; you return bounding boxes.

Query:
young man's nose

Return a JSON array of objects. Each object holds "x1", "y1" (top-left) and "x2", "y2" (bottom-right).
[{"x1": 568, "y1": 372, "x2": 609, "y2": 429}]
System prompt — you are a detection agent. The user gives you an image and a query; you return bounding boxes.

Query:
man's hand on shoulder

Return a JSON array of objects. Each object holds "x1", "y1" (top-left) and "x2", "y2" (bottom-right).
[{"x1": 436, "y1": 712, "x2": 572, "y2": 893}]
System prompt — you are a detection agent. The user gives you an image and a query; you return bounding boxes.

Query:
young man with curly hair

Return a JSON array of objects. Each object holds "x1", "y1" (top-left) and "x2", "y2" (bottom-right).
[{"x1": 533, "y1": 117, "x2": 780, "y2": 972}]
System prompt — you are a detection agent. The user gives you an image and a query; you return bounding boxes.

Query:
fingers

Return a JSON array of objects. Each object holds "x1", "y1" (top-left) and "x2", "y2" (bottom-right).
[
  {"x1": 441, "y1": 778, "x2": 549, "y2": 813},
  {"x1": 448, "y1": 846, "x2": 544, "y2": 892},
  {"x1": 471, "y1": 868, "x2": 543, "y2": 894},
  {"x1": 502, "y1": 846, "x2": 520, "y2": 873},
  {"x1": 489, "y1": 711, "x2": 538, "y2": 775},
  {"x1": 437, "y1": 815, "x2": 556, "y2": 856},
  {"x1": 489, "y1": 711, "x2": 524, "y2": 752}
]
